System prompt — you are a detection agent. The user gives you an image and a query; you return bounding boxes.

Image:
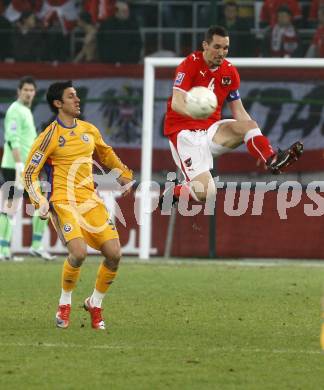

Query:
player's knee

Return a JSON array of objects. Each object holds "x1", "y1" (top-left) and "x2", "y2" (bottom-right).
[
  {"x1": 195, "y1": 191, "x2": 207, "y2": 202},
  {"x1": 231, "y1": 120, "x2": 258, "y2": 138},
  {"x1": 69, "y1": 248, "x2": 87, "y2": 265},
  {"x1": 104, "y1": 251, "x2": 121, "y2": 271}
]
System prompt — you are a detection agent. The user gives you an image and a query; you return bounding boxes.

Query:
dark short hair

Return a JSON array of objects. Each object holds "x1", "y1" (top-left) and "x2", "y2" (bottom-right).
[
  {"x1": 205, "y1": 25, "x2": 229, "y2": 43},
  {"x1": 46, "y1": 80, "x2": 73, "y2": 114},
  {"x1": 277, "y1": 5, "x2": 292, "y2": 15},
  {"x1": 18, "y1": 76, "x2": 36, "y2": 90}
]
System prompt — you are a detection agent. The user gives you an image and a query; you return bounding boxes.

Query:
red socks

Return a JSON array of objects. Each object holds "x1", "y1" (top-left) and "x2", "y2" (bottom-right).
[{"x1": 246, "y1": 135, "x2": 274, "y2": 162}]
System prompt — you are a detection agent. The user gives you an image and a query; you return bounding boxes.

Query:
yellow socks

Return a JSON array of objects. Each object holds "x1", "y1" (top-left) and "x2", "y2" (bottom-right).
[
  {"x1": 62, "y1": 259, "x2": 81, "y2": 291},
  {"x1": 59, "y1": 259, "x2": 81, "y2": 306},
  {"x1": 89, "y1": 263, "x2": 117, "y2": 308},
  {"x1": 95, "y1": 263, "x2": 117, "y2": 293}
]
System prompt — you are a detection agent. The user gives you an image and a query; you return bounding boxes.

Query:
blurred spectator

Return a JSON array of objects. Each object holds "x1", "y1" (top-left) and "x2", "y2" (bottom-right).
[
  {"x1": 97, "y1": 1, "x2": 142, "y2": 63},
  {"x1": 221, "y1": 1, "x2": 255, "y2": 56},
  {"x1": 4, "y1": 0, "x2": 43, "y2": 23},
  {"x1": 12, "y1": 11, "x2": 44, "y2": 61},
  {"x1": 262, "y1": 5, "x2": 300, "y2": 57},
  {"x1": 83, "y1": 0, "x2": 116, "y2": 24},
  {"x1": 224, "y1": 0, "x2": 254, "y2": 27},
  {"x1": 0, "y1": 11, "x2": 13, "y2": 60},
  {"x1": 308, "y1": 0, "x2": 324, "y2": 27},
  {"x1": 162, "y1": 0, "x2": 192, "y2": 28},
  {"x1": 38, "y1": 0, "x2": 79, "y2": 33},
  {"x1": 306, "y1": 6, "x2": 324, "y2": 57},
  {"x1": 38, "y1": 0, "x2": 80, "y2": 62},
  {"x1": 260, "y1": 0, "x2": 302, "y2": 27},
  {"x1": 73, "y1": 11, "x2": 97, "y2": 62}
]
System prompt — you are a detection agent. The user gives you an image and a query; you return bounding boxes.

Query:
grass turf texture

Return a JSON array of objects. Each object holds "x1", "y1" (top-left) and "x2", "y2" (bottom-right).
[{"x1": 0, "y1": 258, "x2": 324, "y2": 390}]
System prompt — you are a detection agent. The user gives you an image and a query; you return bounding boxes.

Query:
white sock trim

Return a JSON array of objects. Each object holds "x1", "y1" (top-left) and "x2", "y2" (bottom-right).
[
  {"x1": 90, "y1": 289, "x2": 106, "y2": 308},
  {"x1": 59, "y1": 289, "x2": 72, "y2": 305},
  {"x1": 243, "y1": 128, "x2": 262, "y2": 143}
]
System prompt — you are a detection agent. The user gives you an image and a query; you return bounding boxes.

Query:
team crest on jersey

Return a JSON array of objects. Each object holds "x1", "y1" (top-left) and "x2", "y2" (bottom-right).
[
  {"x1": 221, "y1": 76, "x2": 232, "y2": 86},
  {"x1": 184, "y1": 157, "x2": 192, "y2": 167},
  {"x1": 63, "y1": 223, "x2": 73, "y2": 233},
  {"x1": 58, "y1": 136, "x2": 66, "y2": 147},
  {"x1": 174, "y1": 72, "x2": 185, "y2": 86},
  {"x1": 81, "y1": 133, "x2": 90, "y2": 143},
  {"x1": 31, "y1": 151, "x2": 44, "y2": 166}
]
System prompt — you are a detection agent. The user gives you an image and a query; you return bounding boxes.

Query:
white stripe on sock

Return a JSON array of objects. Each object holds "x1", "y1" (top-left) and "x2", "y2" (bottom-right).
[{"x1": 251, "y1": 137, "x2": 267, "y2": 162}]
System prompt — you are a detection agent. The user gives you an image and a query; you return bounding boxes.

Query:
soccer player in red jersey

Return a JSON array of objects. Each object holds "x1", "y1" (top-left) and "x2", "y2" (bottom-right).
[{"x1": 160, "y1": 25, "x2": 303, "y2": 209}]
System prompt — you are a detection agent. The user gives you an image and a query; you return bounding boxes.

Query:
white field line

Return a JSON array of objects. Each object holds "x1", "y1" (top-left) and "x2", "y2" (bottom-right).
[
  {"x1": 123, "y1": 258, "x2": 324, "y2": 268},
  {"x1": 2, "y1": 257, "x2": 324, "y2": 268},
  {"x1": 0, "y1": 342, "x2": 322, "y2": 355}
]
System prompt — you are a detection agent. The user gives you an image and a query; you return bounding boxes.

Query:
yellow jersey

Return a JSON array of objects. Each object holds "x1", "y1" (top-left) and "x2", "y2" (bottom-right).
[{"x1": 23, "y1": 118, "x2": 133, "y2": 206}]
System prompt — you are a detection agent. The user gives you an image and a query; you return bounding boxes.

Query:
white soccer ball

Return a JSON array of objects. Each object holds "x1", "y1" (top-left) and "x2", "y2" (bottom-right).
[{"x1": 185, "y1": 86, "x2": 217, "y2": 118}]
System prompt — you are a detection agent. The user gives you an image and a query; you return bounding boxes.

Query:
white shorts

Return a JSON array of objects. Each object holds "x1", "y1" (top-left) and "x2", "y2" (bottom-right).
[{"x1": 169, "y1": 119, "x2": 235, "y2": 181}]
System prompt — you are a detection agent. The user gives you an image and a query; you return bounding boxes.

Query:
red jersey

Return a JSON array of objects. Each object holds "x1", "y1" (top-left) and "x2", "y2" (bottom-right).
[{"x1": 164, "y1": 51, "x2": 240, "y2": 137}]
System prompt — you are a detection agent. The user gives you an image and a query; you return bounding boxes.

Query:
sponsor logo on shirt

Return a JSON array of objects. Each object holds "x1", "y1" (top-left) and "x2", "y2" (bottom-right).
[
  {"x1": 58, "y1": 136, "x2": 66, "y2": 147},
  {"x1": 200, "y1": 71, "x2": 207, "y2": 77},
  {"x1": 63, "y1": 223, "x2": 73, "y2": 233},
  {"x1": 31, "y1": 151, "x2": 44, "y2": 166},
  {"x1": 174, "y1": 72, "x2": 185, "y2": 86},
  {"x1": 221, "y1": 76, "x2": 232, "y2": 86},
  {"x1": 70, "y1": 130, "x2": 76, "y2": 136}
]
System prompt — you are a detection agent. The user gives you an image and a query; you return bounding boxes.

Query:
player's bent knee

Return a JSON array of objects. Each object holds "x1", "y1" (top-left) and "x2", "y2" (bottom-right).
[
  {"x1": 195, "y1": 192, "x2": 208, "y2": 202},
  {"x1": 230, "y1": 120, "x2": 258, "y2": 138},
  {"x1": 104, "y1": 252, "x2": 121, "y2": 271},
  {"x1": 69, "y1": 248, "x2": 87, "y2": 265}
]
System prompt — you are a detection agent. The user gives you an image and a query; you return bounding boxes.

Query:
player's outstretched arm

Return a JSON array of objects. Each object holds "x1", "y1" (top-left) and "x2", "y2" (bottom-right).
[
  {"x1": 171, "y1": 89, "x2": 194, "y2": 118},
  {"x1": 94, "y1": 127, "x2": 134, "y2": 193},
  {"x1": 228, "y1": 99, "x2": 252, "y2": 121}
]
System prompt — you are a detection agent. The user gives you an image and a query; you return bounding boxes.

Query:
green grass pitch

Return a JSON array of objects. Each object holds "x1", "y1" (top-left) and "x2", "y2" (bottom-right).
[{"x1": 0, "y1": 257, "x2": 324, "y2": 390}]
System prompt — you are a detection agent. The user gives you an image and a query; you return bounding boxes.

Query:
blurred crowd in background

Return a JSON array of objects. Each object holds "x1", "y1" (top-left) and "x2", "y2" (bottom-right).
[{"x1": 0, "y1": 0, "x2": 323, "y2": 63}]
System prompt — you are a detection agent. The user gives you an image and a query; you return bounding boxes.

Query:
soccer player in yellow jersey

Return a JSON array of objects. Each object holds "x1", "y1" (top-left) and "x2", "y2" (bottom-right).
[{"x1": 23, "y1": 81, "x2": 133, "y2": 330}]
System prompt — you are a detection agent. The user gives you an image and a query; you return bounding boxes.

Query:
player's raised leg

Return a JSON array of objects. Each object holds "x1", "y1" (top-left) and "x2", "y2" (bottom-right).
[
  {"x1": 211, "y1": 119, "x2": 303, "y2": 174},
  {"x1": 56, "y1": 238, "x2": 86, "y2": 328},
  {"x1": 84, "y1": 238, "x2": 121, "y2": 330}
]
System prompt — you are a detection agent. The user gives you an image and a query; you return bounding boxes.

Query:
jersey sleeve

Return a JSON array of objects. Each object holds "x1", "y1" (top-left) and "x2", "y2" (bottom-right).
[
  {"x1": 93, "y1": 126, "x2": 133, "y2": 180},
  {"x1": 173, "y1": 55, "x2": 198, "y2": 92},
  {"x1": 23, "y1": 124, "x2": 57, "y2": 206},
  {"x1": 5, "y1": 108, "x2": 23, "y2": 150}
]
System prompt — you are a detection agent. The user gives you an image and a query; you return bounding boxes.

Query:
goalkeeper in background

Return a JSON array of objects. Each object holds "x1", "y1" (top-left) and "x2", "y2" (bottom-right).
[{"x1": 0, "y1": 76, "x2": 55, "y2": 261}]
